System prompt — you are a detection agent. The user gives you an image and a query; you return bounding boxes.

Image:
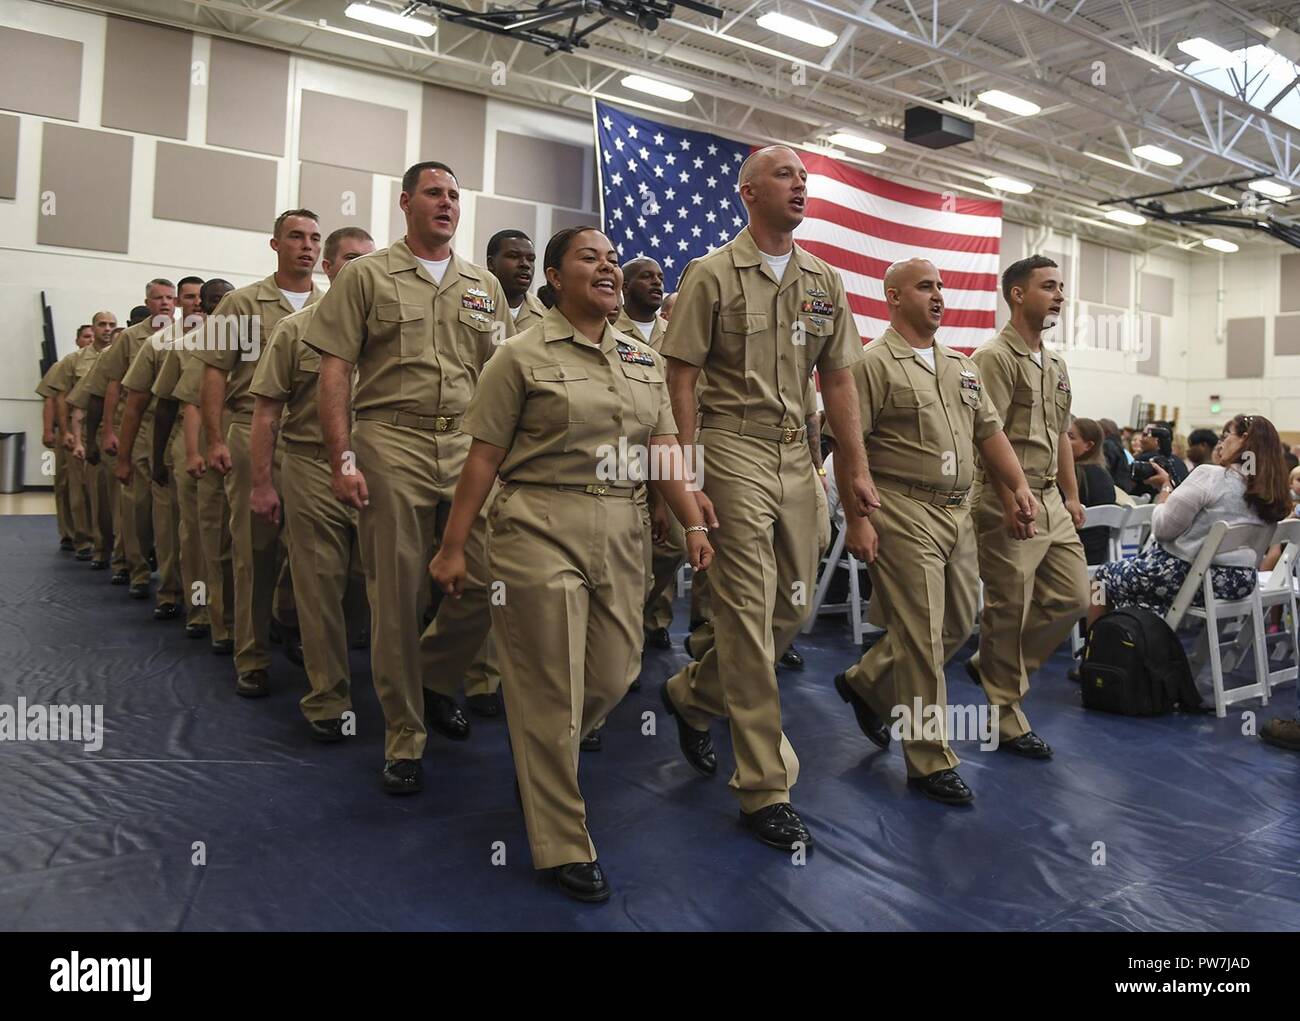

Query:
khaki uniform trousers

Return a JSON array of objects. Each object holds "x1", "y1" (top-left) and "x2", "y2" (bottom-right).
[
  {"x1": 224, "y1": 418, "x2": 294, "y2": 674},
  {"x1": 463, "y1": 638, "x2": 501, "y2": 697},
  {"x1": 65, "y1": 453, "x2": 94, "y2": 554},
  {"x1": 490, "y1": 483, "x2": 644, "y2": 869},
  {"x1": 353, "y1": 420, "x2": 491, "y2": 761},
  {"x1": 197, "y1": 437, "x2": 235, "y2": 646},
  {"x1": 170, "y1": 428, "x2": 208, "y2": 629},
  {"x1": 152, "y1": 425, "x2": 183, "y2": 609},
  {"x1": 282, "y1": 446, "x2": 367, "y2": 722},
  {"x1": 53, "y1": 442, "x2": 73, "y2": 543},
  {"x1": 643, "y1": 511, "x2": 685, "y2": 632},
  {"x1": 969, "y1": 482, "x2": 1089, "y2": 739},
  {"x1": 664, "y1": 428, "x2": 816, "y2": 813},
  {"x1": 120, "y1": 424, "x2": 154, "y2": 587},
  {"x1": 845, "y1": 492, "x2": 979, "y2": 777}
]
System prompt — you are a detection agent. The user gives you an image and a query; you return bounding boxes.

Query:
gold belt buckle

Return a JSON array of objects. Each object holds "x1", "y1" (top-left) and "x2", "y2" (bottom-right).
[
  {"x1": 435, "y1": 416, "x2": 452, "y2": 431},
  {"x1": 945, "y1": 493, "x2": 965, "y2": 507},
  {"x1": 781, "y1": 426, "x2": 798, "y2": 443},
  {"x1": 586, "y1": 484, "x2": 607, "y2": 496}
]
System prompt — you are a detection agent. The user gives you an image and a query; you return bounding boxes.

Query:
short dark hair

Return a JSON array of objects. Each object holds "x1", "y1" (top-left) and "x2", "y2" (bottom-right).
[
  {"x1": 129, "y1": 305, "x2": 150, "y2": 325},
  {"x1": 402, "y1": 161, "x2": 458, "y2": 195},
  {"x1": 324, "y1": 226, "x2": 374, "y2": 264},
  {"x1": 200, "y1": 278, "x2": 235, "y2": 316},
  {"x1": 486, "y1": 229, "x2": 532, "y2": 261},
  {"x1": 76, "y1": 323, "x2": 92, "y2": 334},
  {"x1": 1189, "y1": 428, "x2": 1218, "y2": 449},
  {"x1": 273, "y1": 208, "x2": 319, "y2": 238},
  {"x1": 177, "y1": 276, "x2": 204, "y2": 291},
  {"x1": 1001, "y1": 254, "x2": 1059, "y2": 304},
  {"x1": 536, "y1": 284, "x2": 556, "y2": 309},
  {"x1": 543, "y1": 225, "x2": 602, "y2": 276}
]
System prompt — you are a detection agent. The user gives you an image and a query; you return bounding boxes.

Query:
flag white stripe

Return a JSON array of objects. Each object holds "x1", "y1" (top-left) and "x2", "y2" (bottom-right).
[
  {"x1": 834, "y1": 267, "x2": 996, "y2": 313},
  {"x1": 854, "y1": 314, "x2": 996, "y2": 350},
  {"x1": 797, "y1": 218, "x2": 1000, "y2": 281},
  {"x1": 806, "y1": 174, "x2": 1004, "y2": 238}
]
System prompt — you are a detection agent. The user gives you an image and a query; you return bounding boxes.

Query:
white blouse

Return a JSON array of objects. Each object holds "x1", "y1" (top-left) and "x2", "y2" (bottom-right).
[{"x1": 1152, "y1": 464, "x2": 1267, "y2": 568}]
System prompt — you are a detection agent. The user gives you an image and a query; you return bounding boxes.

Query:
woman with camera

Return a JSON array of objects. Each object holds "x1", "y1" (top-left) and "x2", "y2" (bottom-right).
[
  {"x1": 1086, "y1": 415, "x2": 1291, "y2": 628},
  {"x1": 1130, "y1": 421, "x2": 1189, "y2": 499}
]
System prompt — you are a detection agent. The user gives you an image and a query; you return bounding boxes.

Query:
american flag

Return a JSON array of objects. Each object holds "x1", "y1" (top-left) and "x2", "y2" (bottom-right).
[{"x1": 595, "y1": 101, "x2": 1003, "y2": 352}]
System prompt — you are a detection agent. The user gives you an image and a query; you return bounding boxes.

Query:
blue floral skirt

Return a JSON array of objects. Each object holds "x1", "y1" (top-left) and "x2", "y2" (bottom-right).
[{"x1": 1093, "y1": 545, "x2": 1257, "y2": 616}]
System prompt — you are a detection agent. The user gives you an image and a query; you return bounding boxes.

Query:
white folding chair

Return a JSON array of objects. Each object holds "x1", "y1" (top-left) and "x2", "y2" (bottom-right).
[
  {"x1": 1165, "y1": 521, "x2": 1277, "y2": 717},
  {"x1": 676, "y1": 562, "x2": 691, "y2": 597},
  {"x1": 802, "y1": 525, "x2": 874, "y2": 644},
  {"x1": 1255, "y1": 519, "x2": 1300, "y2": 694},
  {"x1": 1121, "y1": 503, "x2": 1156, "y2": 556},
  {"x1": 1070, "y1": 504, "x2": 1130, "y2": 657}
]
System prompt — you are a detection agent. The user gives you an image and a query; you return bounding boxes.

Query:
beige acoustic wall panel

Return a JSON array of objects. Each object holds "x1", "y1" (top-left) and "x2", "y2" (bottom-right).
[
  {"x1": 1139, "y1": 272, "x2": 1174, "y2": 317},
  {"x1": 1104, "y1": 247, "x2": 1131, "y2": 309},
  {"x1": 299, "y1": 91, "x2": 406, "y2": 177},
  {"x1": 551, "y1": 207, "x2": 601, "y2": 234},
  {"x1": 154, "y1": 142, "x2": 276, "y2": 233},
  {"x1": 1136, "y1": 315, "x2": 1161, "y2": 376},
  {"x1": 1275, "y1": 314, "x2": 1300, "y2": 356},
  {"x1": 299, "y1": 162, "x2": 373, "y2": 238},
  {"x1": 495, "y1": 131, "x2": 586, "y2": 209},
  {"x1": 1280, "y1": 253, "x2": 1300, "y2": 313},
  {"x1": 0, "y1": 114, "x2": 18, "y2": 200},
  {"x1": 38, "y1": 125, "x2": 132, "y2": 252},
  {"x1": 101, "y1": 18, "x2": 191, "y2": 140},
  {"x1": 473, "y1": 196, "x2": 537, "y2": 263},
  {"x1": 0, "y1": 26, "x2": 82, "y2": 121},
  {"x1": 1078, "y1": 240, "x2": 1106, "y2": 304},
  {"x1": 206, "y1": 38, "x2": 289, "y2": 156},
  {"x1": 420, "y1": 84, "x2": 485, "y2": 191},
  {"x1": 1225, "y1": 317, "x2": 1266, "y2": 378}
]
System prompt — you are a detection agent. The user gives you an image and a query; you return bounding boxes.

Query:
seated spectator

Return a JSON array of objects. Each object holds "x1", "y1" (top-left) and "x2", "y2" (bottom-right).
[
  {"x1": 1067, "y1": 417, "x2": 1118, "y2": 565},
  {"x1": 1172, "y1": 432, "x2": 1189, "y2": 470},
  {"x1": 1187, "y1": 428, "x2": 1218, "y2": 468},
  {"x1": 1261, "y1": 462, "x2": 1300, "y2": 753},
  {"x1": 1286, "y1": 451, "x2": 1299, "y2": 473},
  {"x1": 1128, "y1": 431, "x2": 1144, "y2": 458},
  {"x1": 1088, "y1": 414, "x2": 1291, "y2": 626},
  {"x1": 1098, "y1": 417, "x2": 1134, "y2": 493},
  {"x1": 1131, "y1": 422, "x2": 1189, "y2": 498}
]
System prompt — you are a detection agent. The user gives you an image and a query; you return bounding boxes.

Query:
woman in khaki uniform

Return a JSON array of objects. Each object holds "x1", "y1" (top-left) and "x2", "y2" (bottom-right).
[{"x1": 430, "y1": 227, "x2": 713, "y2": 904}]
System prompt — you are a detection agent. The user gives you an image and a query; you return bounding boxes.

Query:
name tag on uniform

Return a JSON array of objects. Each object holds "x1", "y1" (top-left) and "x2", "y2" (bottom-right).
[
  {"x1": 800, "y1": 298, "x2": 835, "y2": 317},
  {"x1": 462, "y1": 289, "x2": 496, "y2": 314},
  {"x1": 615, "y1": 341, "x2": 655, "y2": 366}
]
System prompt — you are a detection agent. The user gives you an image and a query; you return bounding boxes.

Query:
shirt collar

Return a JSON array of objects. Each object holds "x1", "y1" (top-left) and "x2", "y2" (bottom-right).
[{"x1": 542, "y1": 306, "x2": 621, "y2": 352}]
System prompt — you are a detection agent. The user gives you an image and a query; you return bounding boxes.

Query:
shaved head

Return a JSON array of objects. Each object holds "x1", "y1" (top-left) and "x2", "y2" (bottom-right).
[
  {"x1": 738, "y1": 145, "x2": 799, "y2": 188},
  {"x1": 882, "y1": 258, "x2": 938, "y2": 298},
  {"x1": 737, "y1": 145, "x2": 808, "y2": 234},
  {"x1": 884, "y1": 258, "x2": 945, "y2": 343}
]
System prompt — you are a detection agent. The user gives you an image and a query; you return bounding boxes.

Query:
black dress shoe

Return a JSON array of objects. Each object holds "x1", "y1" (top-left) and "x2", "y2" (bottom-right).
[
  {"x1": 999, "y1": 731, "x2": 1053, "y2": 759},
  {"x1": 908, "y1": 769, "x2": 973, "y2": 805},
  {"x1": 580, "y1": 730, "x2": 603, "y2": 752},
  {"x1": 235, "y1": 669, "x2": 270, "y2": 698},
  {"x1": 465, "y1": 692, "x2": 502, "y2": 718},
  {"x1": 629, "y1": 678, "x2": 641, "y2": 692},
  {"x1": 128, "y1": 583, "x2": 150, "y2": 600},
  {"x1": 779, "y1": 645, "x2": 805, "y2": 670},
  {"x1": 283, "y1": 633, "x2": 304, "y2": 666},
  {"x1": 683, "y1": 631, "x2": 700, "y2": 661},
  {"x1": 740, "y1": 803, "x2": 813, "y2": 851},
  {"x1": 833, "y1": 672, "x2": 891, "y2": 749},
  {"x1": 153, "y1": 603, "x2": 181, "y2": 621},
  {"x1": 211, "y1": 638, "x2": 234, "y2": 656},
  {"x1": 60, "y1": 538, "x2": 75, "y2": 552},
  {"x1": 646, "y1": 627, "x2": 672, "y2": 650},
  {"x1": 185, "y1": 623, "x2": 209, "y2": 640},
  {"x1": 963, "y1": 659, "x2": 984, "y2": 688},
  {"x1": 425, "y1": 692, "x2": 471, "y2": 741},
  {"x1": 308, "y1": 717, "x2": 345, "y2": 743},
  {"x1": 89, "y1": 559, "x2": 109, "y2": 571},
  {"x1": 110, "y1": 570, "x2": 129, "y2": 585},
  {"x1": 382, "y1": 758, "x2": 423, "y2": 794},
  {"x1": 75, "y1": 548, "x2": 93, "y2": 562},
  {"x1": 660, "y1": 683, "x2": 716, "y2": 776},
  {"x1": 554, "y1": 861, "x2": 610, "y2": 903}
]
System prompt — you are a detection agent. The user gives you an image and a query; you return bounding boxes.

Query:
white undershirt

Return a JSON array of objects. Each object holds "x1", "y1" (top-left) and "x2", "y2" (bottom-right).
[
  {"x1": 760, "y1": 249, "x2": 792, "y2": 282},
  {"x1": 629, "y1": 318, "x2": 656, "y2": 343},
  {"x1": 1030, "y1": 351, "x2": 1043, "y2": 368},
  {"x1": 280, "y1": 288, "x2": 311, "y2": 312},
  {"x1": 913, "y1": 345, "x2": 936, "y2": 370},
  {"x1": 509, "y1": 303, "x2": 522, "y2": 320},
  {"x1": 416, "y1": 255, "x2": 451, "y2": 286}
]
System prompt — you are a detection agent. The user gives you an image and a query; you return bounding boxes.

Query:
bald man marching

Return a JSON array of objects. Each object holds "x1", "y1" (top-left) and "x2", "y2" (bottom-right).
[
  {"x1": 828, "y1": 259, "x2": 1038, "y2": 804},
  {"x1": 659, "y1": 145, "x2": 876, "y2": 850}
]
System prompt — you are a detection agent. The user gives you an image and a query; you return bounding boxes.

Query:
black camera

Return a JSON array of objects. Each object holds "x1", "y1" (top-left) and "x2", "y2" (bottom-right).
[{"x1": 1131, "y1": 455, "x2": 1180, "y2": 484}]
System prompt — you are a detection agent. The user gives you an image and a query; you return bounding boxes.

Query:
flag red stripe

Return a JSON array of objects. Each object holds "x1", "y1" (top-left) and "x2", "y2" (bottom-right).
[
  {"x1": 798, "y1": 239, "x2": 1000, "y2": 293},
  {"x1": 847, "y1": 293, "x2": 998, "y2": 330},
  {"x1": 801, "y1": 151, "x2": 1004, "y2": 218},
  {"x1": 805, "y1": 198, "x2": 1001, "y2": 254}
]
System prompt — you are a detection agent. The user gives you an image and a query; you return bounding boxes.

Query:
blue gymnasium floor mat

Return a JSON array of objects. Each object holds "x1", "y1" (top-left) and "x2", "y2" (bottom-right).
[{"x1": 0, "y1": 514, "x2": 1297, "y2": 931}]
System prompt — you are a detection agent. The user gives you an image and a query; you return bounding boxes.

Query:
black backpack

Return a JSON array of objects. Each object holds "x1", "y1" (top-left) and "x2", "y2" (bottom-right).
[{"x1": 1079, "y1": 607, "x2": 1204, "y2": 715}]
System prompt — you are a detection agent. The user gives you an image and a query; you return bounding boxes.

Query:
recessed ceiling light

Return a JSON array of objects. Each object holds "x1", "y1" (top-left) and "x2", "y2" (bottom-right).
[
  {"x1": 1105, "y1": 209, "x2": 1147, "y2": 226},
  {"x1": 1202, "y1": 237, "x2": 1239, "y2": 253},
  {"x1": 984, "y1": 175, "x2": 1034, "y2": 194},
  {"x1": 1249, "y1": 179, "x2": 1292, "y2": 199},
  {"x1": 1177, "y1": 37, "x2": 1238, "y2": 68},
  {"x1": 756, "y1": 12, "x2": 838, "y2": 48},
  {"x1": 343, "y1": 3, "x2": 436, "y2": 37},
  {"x1": 828, "y1": 132, "x2": 887, "y2": 154},
  {"x1": 1132, "y1": 143, "x2": 1183, "y2": 166},
  {"x1": 976, "y1": 89, "x2": 1041, "y2": 117},
  {"x1": 621, "y1": 75, "x2": 694, "y2": 103}
]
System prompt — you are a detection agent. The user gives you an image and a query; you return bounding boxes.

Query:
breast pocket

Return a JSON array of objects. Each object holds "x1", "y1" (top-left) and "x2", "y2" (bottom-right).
[
  {"x1": 1053, "y1": 391, "x2": 1071, "y2": 431},
  {"x1": 620, "y1": 361, "x2": 665, "y2": 427},
  {"x1": 376, "y1": 302, "x2": 427, "y2": 361},
  {"x1": 720, "y1": 311, "x2": 771, "y2": 380},
  {"x1": 796, "y1": 315, "x2": 834, "y2": 375},
  {"x1": 457, "y1": 308, "x2": 498, "y2": 368},
  {"x1": 890, "y1": 386, "x2": 936, "y2": 445},
  {"x1": 296, "y1": 345, "x2": 321, "y2": 388},
  {"x1": 530, "y1": 365, "x2": 590, "y2": 426},
  {"x1": 1010, "y1": 385, "x2": 1039, "y2": 432}
]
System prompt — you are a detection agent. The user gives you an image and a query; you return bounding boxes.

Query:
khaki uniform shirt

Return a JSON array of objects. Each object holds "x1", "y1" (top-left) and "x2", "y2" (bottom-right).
[
  {"x1": 614, "y1": 310, "x2": 668, "y2": 352},
  {"x1": 972, "y1": 321, "x2": 1073, "y2": 484},
  {"x1": 194, "y1": 275, "x2": 322, "y2": 416},
  {"x1": 512, "y1": 291, "x2": 548, "y2": 332},
  {"x1": 249, "y1": 304, "x2": 325, "y2": 447},
  {"x1": 462, "y1": 308, "x2": 676, "y2": 487},
  {"x1": 66, "y1": 344, "x2": 108, "y2": 410},
  {"x1": 82, "y1": 319, "x2": 169, "y2": 434},
  {"x1": 305, "y1": 240, "x2": 513, "y2": 417},
  {"x1": 36, "y1": 351, "x2": 78, "y2": 399},
  {"x1": 661, "y1": 227, "x2": 861, "y2": 430},
  {"x1": 845, "y1": 326, "x2": 1003, "y2": 493}
]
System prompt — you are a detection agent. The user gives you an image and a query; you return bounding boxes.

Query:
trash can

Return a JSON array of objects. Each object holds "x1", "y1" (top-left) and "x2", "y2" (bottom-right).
[{"x1": 0, "y1": 432, "x2": 25, "y2": 494}]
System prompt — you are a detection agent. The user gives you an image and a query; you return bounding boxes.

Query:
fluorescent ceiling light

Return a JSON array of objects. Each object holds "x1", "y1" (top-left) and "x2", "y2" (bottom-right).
[
  {"x1": 1249, "y1": 179, "x2": 1292, "y2": 199},
  {"x1": 976, "y1": 89, "x2": 1041, "y2": 117},
  {"x1": 984, "y1": 175, "x2": 1033, "y2": 194},
  {"x1": 756, "y1": 12, "x2": 838, "y2": 48},
  {"x1": 1177, "y1": 37, "x2": 1237, "y2": 68},
  {"x1": 1202, "y1": 237, "x2": 1239, "y2": 253},
  {"x1": 828, "y1": 132, "x2": 886, "y2": 154},
  {"x1": 939, "y1": 100, "x2": 987, "y2": 122},
  {"x1": 1129, "y1": 45, "x2": 1176, "y2": 72},
  {"x1": 621, "y1": 74, "x2": 693, "y2": 103},
  {"x1": 1132, "y1": 143, "x2": 1183, "y2": 166},
  {"x1": 1105, "y1": 209, "x2": 1147, "y2": 226},
  {"x1": 1084, "y1": 150, "x2": 1138, "y2": 171},
  {"x1": 344, "y1": 3, "x2": 436, "y2": 37}
]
